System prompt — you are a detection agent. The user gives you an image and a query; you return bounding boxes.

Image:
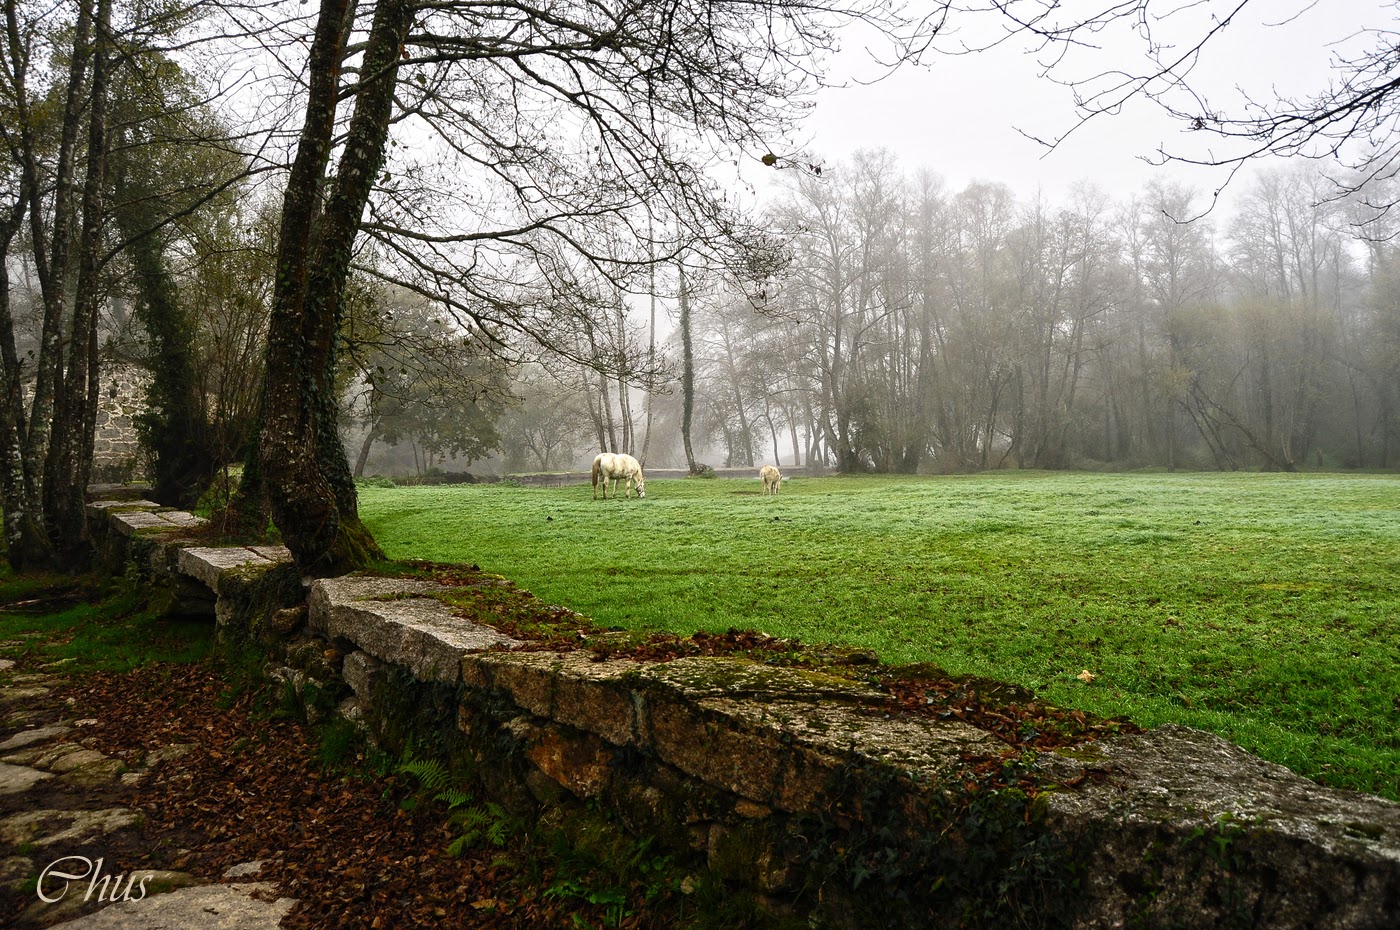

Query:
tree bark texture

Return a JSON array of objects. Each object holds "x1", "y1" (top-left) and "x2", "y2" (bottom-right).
[
  {"x1": 678, "y1": 266, "x2": 699, "y2": 474},
  {"x1": 42, "y1": 0, "x2": 111, "y2": 566},
  {"x1": 261, "y1": 0, "x2": 409, "y2": 571}
]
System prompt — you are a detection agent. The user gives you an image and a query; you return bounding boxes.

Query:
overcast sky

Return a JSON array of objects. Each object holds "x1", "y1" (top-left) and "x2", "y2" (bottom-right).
[{"x1": 759, "y1": 0, "x2": 1391, "y2": 215}]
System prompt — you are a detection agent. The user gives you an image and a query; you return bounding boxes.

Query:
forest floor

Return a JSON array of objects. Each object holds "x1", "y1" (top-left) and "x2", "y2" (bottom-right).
[{"x1": 0, "y1": 576, "x2": 707, "y2": 930}]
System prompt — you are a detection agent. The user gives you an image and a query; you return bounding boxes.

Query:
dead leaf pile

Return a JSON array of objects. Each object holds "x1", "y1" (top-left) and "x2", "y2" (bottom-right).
[{"x1": 54, "y1": 663, "x2": 674, "y2": 930}]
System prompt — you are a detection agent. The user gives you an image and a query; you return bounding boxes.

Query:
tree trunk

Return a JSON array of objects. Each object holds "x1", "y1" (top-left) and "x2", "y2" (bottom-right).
[
  {"x1": 43, "y1": 0, "x2": 112, "y2": 566},
  {"x1": 20, "y1": 0, "x2": 94, "y2": 485},
  {"x1": 353, "y1": 423, "x2": 378, "y2": 478},
  {"x1": 615, "y1": 303, "x2": 633, "y2": 454},
  {"x1": 114, "y1": 183, "x2": 211, "y2": 507},
  {"x1": 640, "y1": 237, "x2": 657, "y2": 466},
  {"x1": 721, "y1": 331, "x2": 753, "y2": 466},
  {"x1": 260, "y1": 0, "x2": 408, "y2": 572},
  {"x1": 0, "y1": 189, "x2": 53, "y2": 570},
  {"x1": 678, "y1": 265, "x2": 698, "y2": 473}
]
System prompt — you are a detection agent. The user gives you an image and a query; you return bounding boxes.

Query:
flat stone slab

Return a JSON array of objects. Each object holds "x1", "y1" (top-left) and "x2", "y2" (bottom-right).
[
  {"x1": 467, "y1": 652, "x2": 1001, "y2": 813},
  {"x1": 0, "y1": 761, "x2": 54, "y2": 794},
  {"x1": 85, "y1": 484, "x2": 153, "y2": 502},
  {"x1": 1034, "y1": 724, "x2": 1400, "y2": 928},
  {"x1": 178, "y1": 548, "x2": 280, "y2": 593},
  {"x1": 109, "y1": 512, "x2": 179, "y2": 536},
  {"x1": 4, "y1": 743, "x2": 126, "y2": 785},
  {"x1": 0, "y1": 685, "x2": 51, "y2": 703},
  {"x1": 222, "y1": 860, "x2": 266, "y2": 880},
  {"x1": 0, "y1": 808, "x2": 142, "y2": 846},
  {"x1": 0, "y1": 724, "x2": 74, "y2": 751},
  {"x1": 248, "y1": 545, "x2": 292, "y2": 563},
  {"x1": 44, "y1": 881, "x2": 295, "y2": 929},
  {"x1": 85, "y1": 500, "x2": 160, "y2": 517},
  {"x1": 309, "y1": 577, "x2": 518, "y2": 683}
]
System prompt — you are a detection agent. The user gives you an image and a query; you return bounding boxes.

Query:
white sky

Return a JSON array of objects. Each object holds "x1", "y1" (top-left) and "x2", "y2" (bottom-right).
[{"x1": 756, "y1": 0, "x2": 1391, "y2": 214}]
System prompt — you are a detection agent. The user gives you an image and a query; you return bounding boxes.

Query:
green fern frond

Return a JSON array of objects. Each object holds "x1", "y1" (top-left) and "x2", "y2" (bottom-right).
[
  {"x1": 435, "y1": 787, "x2": 471, "y2": 809},
  {"x1": 396, "y1": 757, "x2": 450, "y2": 793}
]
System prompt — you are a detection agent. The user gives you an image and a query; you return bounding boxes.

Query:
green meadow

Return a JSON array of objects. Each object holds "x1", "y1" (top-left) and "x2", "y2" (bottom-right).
[{"x1": 359, "y1": 472, "x2": 1400, "y2": 799}]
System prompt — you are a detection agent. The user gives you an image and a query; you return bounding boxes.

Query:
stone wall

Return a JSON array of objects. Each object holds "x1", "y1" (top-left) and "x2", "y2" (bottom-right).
[
  {"x1": 92, "y1": 364, "x2": 149, "y2": 480},
  {"x1": 20, "y1": 363, "x2": 149, "y2": 481},
  {"x1": 87, "y1": 496, "x2": 1400, "y2": 929}
]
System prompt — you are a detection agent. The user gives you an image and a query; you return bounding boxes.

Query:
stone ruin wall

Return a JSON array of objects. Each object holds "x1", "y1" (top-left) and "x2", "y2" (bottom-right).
[
  {"x1": 86, "y1": 500, "x2": 1400, "y2": 929},
  {"x1": 92, "y1": 363, "x2": 149, "y2": 481},
  {"x1": 18, "y1": 362, "x2": 149, "y2": 482}
]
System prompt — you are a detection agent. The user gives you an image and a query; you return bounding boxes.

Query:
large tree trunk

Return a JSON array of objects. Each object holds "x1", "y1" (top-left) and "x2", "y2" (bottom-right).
[
  {"x1": 260, "y1": 0, "x2": 411, "y2": 572},
  {"x1": 43, "y1": 0, "x2": 112, "y2": 566}
]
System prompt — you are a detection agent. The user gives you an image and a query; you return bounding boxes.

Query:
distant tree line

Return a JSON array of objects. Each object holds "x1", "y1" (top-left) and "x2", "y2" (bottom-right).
[{"x1": 674, "y1": 152, "x2": 1400, "y2": 473}]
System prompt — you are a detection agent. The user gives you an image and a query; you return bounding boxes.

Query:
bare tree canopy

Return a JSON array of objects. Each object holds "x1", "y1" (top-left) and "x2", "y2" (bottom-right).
[{"x1": 930, "y1": 1, "x2": 1400, "y2": 219}]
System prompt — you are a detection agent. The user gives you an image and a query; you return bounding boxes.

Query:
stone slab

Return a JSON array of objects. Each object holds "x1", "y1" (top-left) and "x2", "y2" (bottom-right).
[
  {"x1": 110, "y1": 509, "x2": 207, "y2": 536},
  {"x1": 248, "y1": 545, "x2": 293, "y2": 564},
  {"x1": 85, "y1": 500, "x2": 160, "y2": 517},
  {"x1": 0, "y1": 725, "x2": 72, "y2": 751},
  {"x1": 45, "y1": 881, "x2": 295, "y2": 929},
  {"x1": 1035, "y1": 724, "x2": 1400, "y2": 928},
  {"x1": 307, "y1": 576, "x2": 449, "y2": 634},
  {"x1": 0, "y1": 761, "x2": 54, "y2": 794},
  {"x1": 85, "y1": 484, "x2": 153, "y2": 502},
  {"x1": 0, "y1": 808, "x2": 142, "y2": 846},
  {"x1": 465, "y1": 652, "x2": 644, "y2": 746},
  {"x1": 110, "y1": 512, "x2": 175, "y2": 536},
  {"x1": 397, "y1": 603, "x2": 518, "y2": 683},
  {"x1": 177, "y1": 548, "x2": 274, "y2": 593},
  {"x1": 309, "y1": 577, "x2": 518, "y2": 683}
]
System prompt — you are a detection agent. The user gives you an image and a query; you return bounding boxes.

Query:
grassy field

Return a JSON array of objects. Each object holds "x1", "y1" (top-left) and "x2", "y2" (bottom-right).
[{"x1": 359, "y1": 472, "x2": 1400, "y2": 799}]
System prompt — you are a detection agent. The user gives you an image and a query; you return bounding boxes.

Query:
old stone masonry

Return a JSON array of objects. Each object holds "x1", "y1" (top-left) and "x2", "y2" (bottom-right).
[{"x1": 0, "y1": 657, "x2": 294, "y2": 928}]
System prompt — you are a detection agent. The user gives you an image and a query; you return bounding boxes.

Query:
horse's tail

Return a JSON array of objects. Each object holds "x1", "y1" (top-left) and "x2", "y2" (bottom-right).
[{"x1": 591, "y1": 456, "x2": 601, "y2": 498}]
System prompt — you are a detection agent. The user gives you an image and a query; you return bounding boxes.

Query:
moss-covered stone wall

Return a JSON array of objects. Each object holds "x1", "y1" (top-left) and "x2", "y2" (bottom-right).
[{"x1": 88, "y1": 496, "x2": 1400, "y2": 929}]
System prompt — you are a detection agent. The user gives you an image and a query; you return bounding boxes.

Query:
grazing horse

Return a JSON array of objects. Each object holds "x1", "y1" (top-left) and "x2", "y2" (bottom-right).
[
  {"x1": 760, "y1": 464, "x2": 782, "y2": 496},
  {"x1": 592, "y1": 453, "x2": 647, "y2": 500}
]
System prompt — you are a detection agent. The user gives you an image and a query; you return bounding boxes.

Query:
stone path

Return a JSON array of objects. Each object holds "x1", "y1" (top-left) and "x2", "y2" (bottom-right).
[{"x1": 0, "y1": 658, "x2": 293, "y2": 928}]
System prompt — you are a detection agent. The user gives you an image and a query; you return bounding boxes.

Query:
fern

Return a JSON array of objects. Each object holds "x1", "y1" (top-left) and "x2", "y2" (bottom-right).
[
  {"x1": 396, "y1": 756, "x2": 450, "y2": 793},
  {"x1": 446, "y1": 802, "x2": 513, "y2": 855},
  {"x1": 435, "y1": 787, "x2": 471, "y2": 809}
]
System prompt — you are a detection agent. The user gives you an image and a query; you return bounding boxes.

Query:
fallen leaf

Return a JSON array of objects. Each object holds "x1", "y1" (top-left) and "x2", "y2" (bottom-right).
[{"x1": 1077, "y1": 670, "x2": 1096, "y2": 683}]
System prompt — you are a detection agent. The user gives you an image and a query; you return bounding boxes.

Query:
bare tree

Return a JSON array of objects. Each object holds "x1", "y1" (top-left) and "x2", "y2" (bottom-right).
[{"x1": 949, "y1": 1, "x2": 1400, "y2": 217}]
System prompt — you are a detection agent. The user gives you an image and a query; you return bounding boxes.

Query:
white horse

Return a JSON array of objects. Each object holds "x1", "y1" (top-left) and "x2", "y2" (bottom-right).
[
  {"x1": 592, "y1": 453, "x2": 646, "y2": 500},
  {"x1": 760, "y1": 464, "x2": 782, "y2": 495}
]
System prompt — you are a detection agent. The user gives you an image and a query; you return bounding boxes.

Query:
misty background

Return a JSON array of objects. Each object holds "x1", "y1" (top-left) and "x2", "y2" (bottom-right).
[{"x1": 347, "y1": 0, "x2": 1400, "y2": 478}]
